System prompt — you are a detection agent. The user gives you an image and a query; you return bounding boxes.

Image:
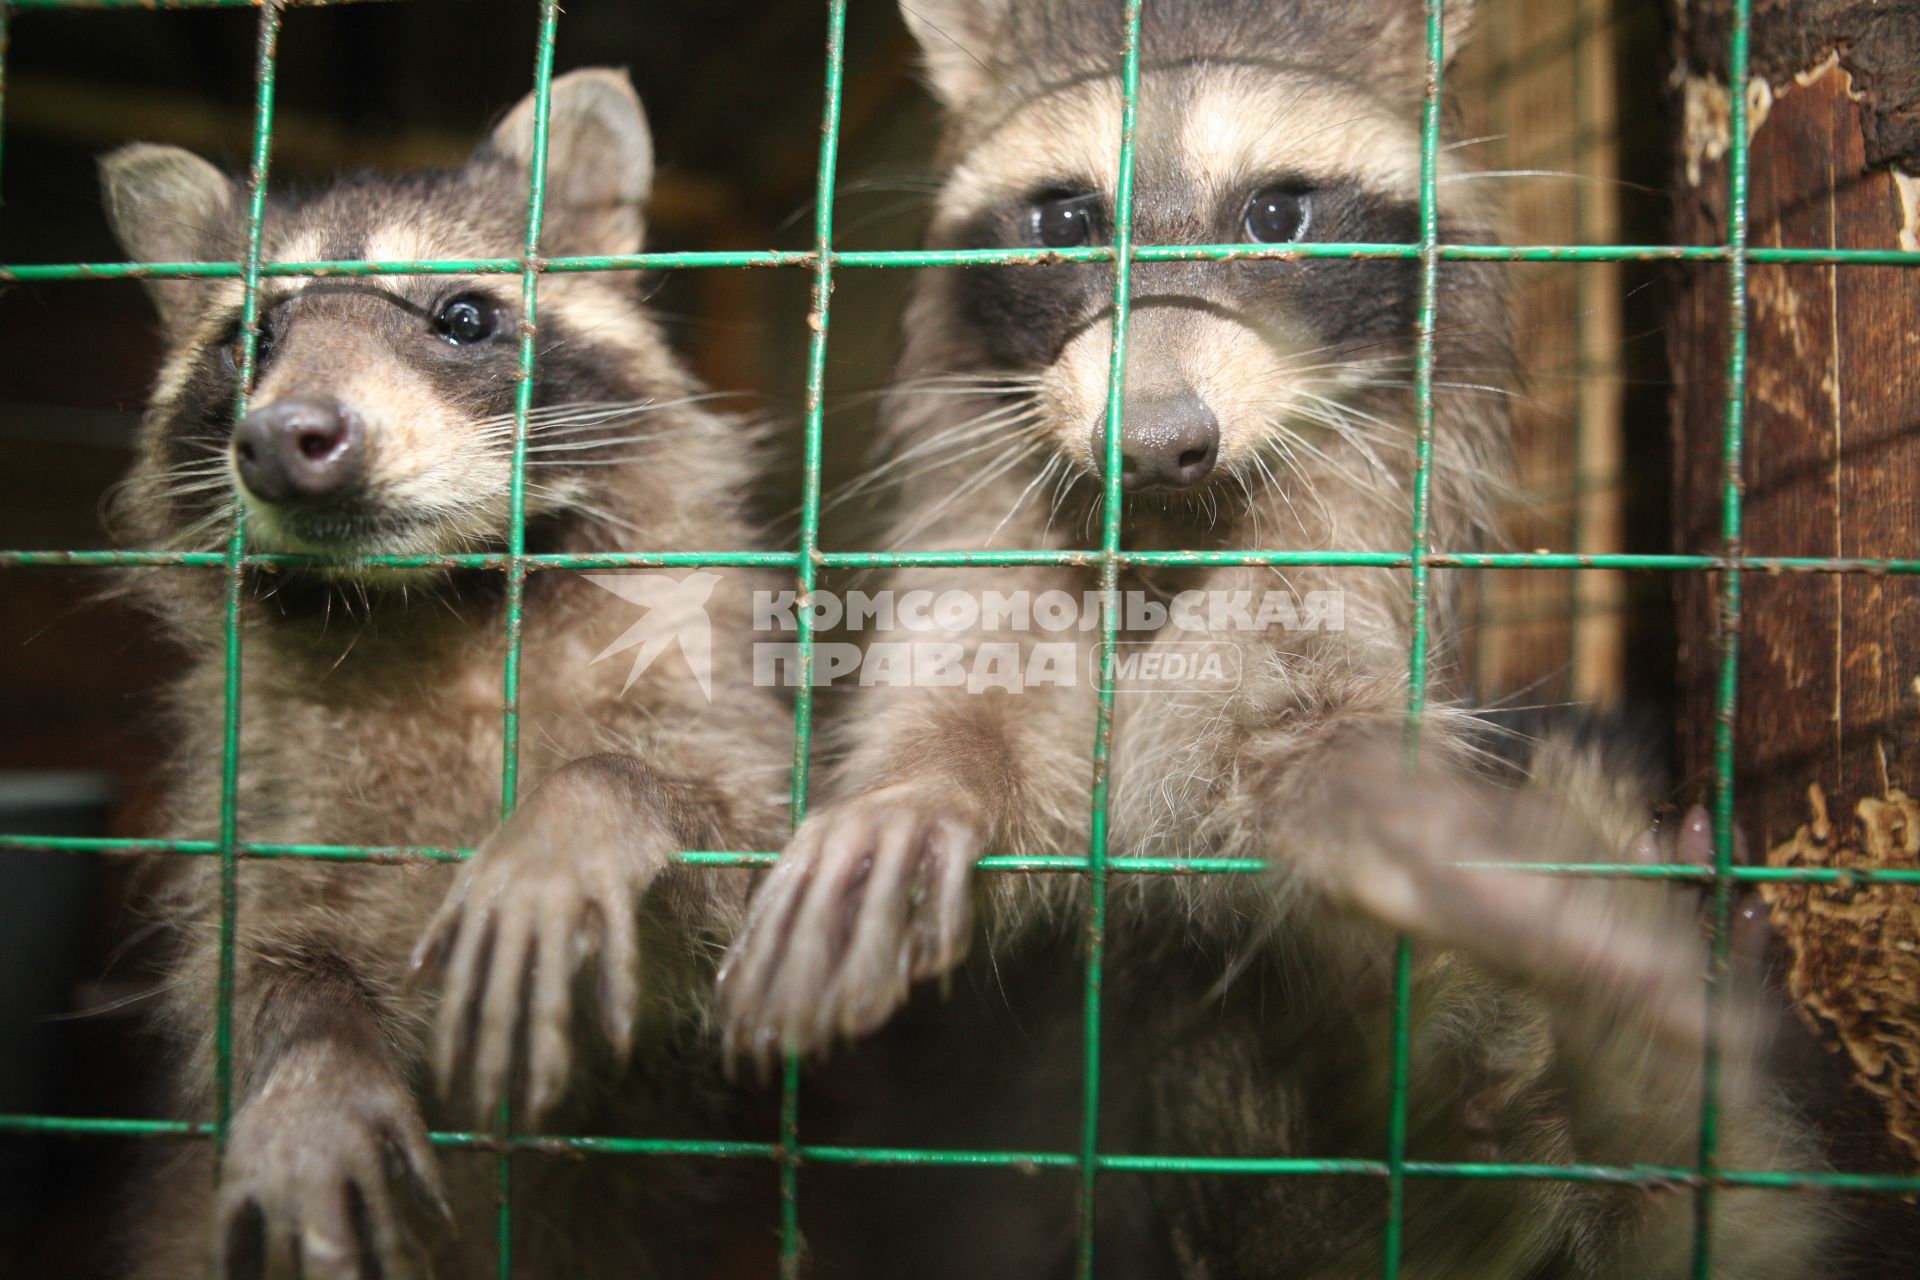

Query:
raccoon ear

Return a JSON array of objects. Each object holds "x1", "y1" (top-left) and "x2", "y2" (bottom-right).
[
  {"x1": 1378, "y1": 0, "x2": 1480, "y2": 75},
  {"x1": 99, "y1": 144, "x2": 238, "y2": 328},
  {"x1": 898, "y1": 0, "x2": 1012, "y2": 109},
  {"x1": 481, "y1": 67, "x2": 653, "y2": 255}
]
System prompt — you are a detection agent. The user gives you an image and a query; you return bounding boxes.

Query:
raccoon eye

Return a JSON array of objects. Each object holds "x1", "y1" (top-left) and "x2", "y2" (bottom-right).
[
  {"x1": 1029, "y1": 193, "x2": 1100, "y2": 248},
  {"x1": 217, "y1": 317, "x2": 274, "y2": 376},
  {"x1": 1244, "y1": 186, "x2": 1313, "y2": 244},
  {"x1": 435, "y1": 295, "x2": 500, "y2": 345}
]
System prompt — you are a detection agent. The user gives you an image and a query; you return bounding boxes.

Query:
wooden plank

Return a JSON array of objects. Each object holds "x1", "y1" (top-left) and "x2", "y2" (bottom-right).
[{"x1": 1672, "y1": 6, "x2": 1920, "y2": 1261}]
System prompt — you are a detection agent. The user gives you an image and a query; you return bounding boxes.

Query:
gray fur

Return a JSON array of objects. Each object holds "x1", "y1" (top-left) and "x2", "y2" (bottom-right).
[
  {"x1": 718, "y1": 3, "x2": 1843, "y2": 1275},
  {"x1": 106, "y1": 70, "x2": 788, "y2": 1278}
]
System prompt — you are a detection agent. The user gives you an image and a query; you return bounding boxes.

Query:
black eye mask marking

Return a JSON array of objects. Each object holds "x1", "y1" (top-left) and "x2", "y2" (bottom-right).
[{"x1": 952, "y1": 179, "x2": 1422, "y2": 369}]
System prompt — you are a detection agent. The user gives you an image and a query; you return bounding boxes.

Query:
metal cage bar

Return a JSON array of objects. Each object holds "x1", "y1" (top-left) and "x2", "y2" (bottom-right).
[
  {"x1": 1692, "y1": 0, "x2": 1755, "y2": 1271},
  {"x1": 1, "y1": 2, "x2": 1915, "y2": 1279},
  {"x1": 205, "y1": 0, "x2": 282, "y2": 1165},
  {"x1": 1076, "y1": 5, "x2": 1146, "y2": 1271},
  {"x1": 487, "y1": 3, "x2": 564, "y2": 1266},
  {"x1": 7, "y1": 242, "x2": 1920, "y2": 281}
]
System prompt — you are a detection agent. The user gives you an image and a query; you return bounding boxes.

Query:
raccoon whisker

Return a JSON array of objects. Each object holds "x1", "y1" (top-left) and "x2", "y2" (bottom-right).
[
  {"x1": 894, "y1": 436, "x2": 1048, "y2": 539},
  {"x1": 833, "y1": 175, "x2": 946, "y2": 196},
  {"x1": 1270, "y1": 359, "x2": 1415, "y2": 391},
  {"x1": 826, "y1": 404, "x2": 1042, "y2": 504},
  {"x1": 1288, "y1": 392, "x2": 1408, "y2": 478},
  {"x1": 1341, "y1": 377, "x2": 1541, "y2": 412},
  {"x1": 151, "y1": 452, "x2": 231, "y2": 479},
  {"x1": 149, "y1": 479, "x2": 241, "y2": 503},
  {"x1": 471, "y1": 393, "x2": 741, "y2": 434},
  {"x1": 829, "y1": 433, "x2": 1018, "y2": 509},
  {"x1": 524, "y1": 448, "x2": 714, "y2": 467},
  {"x1": 1333, "y1": 373, "x2": 1520, "y2": 399},
  {"x1": 888, "y1": 371, "x2": 1045, "y2": 395},
  {"x1": 523, "y1": 426, "x2": 730, "y2": 455},
  {"x1": 1289, "y1": 386, "x2": 1406, "y2": 437},
  {"x1": 1227, "y1": 466, "x2": 1262, "y2": 542},
  {"x1": 882, "y1": 411, "x2": 1046, "y2": 482},
  {"x1": 768, "y1": 412, "x2": 1041, "y2": 529},
  {"x1": 166, "y1": 503, "x2": 240, "y2": 553},
  {"x1": 895, "y1": 370, "x2": 1042, "y2": 383},
  {"x1": 875, "y1": 384, "x2": 1043, "y2": 415},
  {"x1": 152, "y1": 477, "x2": 236, "y2": 496},
  {"x1": 1438, "y1": 170, "x2": 1661, "y2": 196},
  {"x1": 156, "y1": 455, "x2": 234, "y2": 474},
  {"x1": 322, "y1": 613, "x2": 372, "y2": 671},
  {"x1": 834, "y1": 196, "x2": 944, "y2": 240},
  {"x1": 891, "y1": 372, "x2": 1045, "y2": 389},
  {"x1": 1277, "y1": 408, "x2": 1405, "y2": 497},
  {"x1": 543, "y1": 392, "x2": 742, "y2": 417},
  {"x1": 1261, "y1": 429, "x2": 1342, "y2": 533},
  {"x1": 528, "y1": 424, "x2": 778, "y2": 455},
  {"x1": 886, "y1": 437, "x2": 1048, "y2": 549},
  {"x1": 524, "y1": 483, "x2": 650, "y2": 539},
  {"x1": 985, "y1": 449, "x2": 1066, "y2": 546},
  {"x1": 823, "y1": 429, "x2": 1021, "y2": 509},
  {"x1": 1443, "y1": 132, "x2": 1508, "y2": 153},
  {"x1": 149, "y1": 460, "x2": 237, "y2": 481},
  {"x1": 1274, "y1": 311, "x2": 1525, "y2": 374},
  {"x1": 1045, "y1": 461, "x2": 1084, "y2": 535},
  {"x1": 1246, "y1": 444, "x2": 1318, "y2": 538},
  {"x1": 888, "y1": 386, "x2": 1047, "y2": 400},
  {"x1": 1272, "y1": 336, "x2": 1414, "y2": 374}
]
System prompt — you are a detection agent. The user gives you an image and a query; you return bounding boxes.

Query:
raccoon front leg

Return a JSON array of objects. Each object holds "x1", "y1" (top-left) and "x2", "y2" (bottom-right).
[
  {"x1": 716, "y1": 681, "x2": 1092, "y2": 1064},
  {"x1": 409, "y1": 752, "x2": 696, "y2": 1121},
  {"x1": 1216, "y1": 694, "x2": 1715, "y2": 1052},
  {"x1": 214, "y1": 958, "x2": 447, "y2": 1280}
]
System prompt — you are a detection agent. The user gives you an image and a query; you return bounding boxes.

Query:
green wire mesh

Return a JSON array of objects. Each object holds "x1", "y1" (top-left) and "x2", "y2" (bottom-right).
[{"x1": 2, "y1": 1, "x2": 1919, "y2": 1278}]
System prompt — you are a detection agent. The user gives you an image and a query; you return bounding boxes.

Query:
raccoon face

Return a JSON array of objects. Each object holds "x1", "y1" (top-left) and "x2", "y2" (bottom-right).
[
  {"x1": 901, "y1": 0, "x2": 1496, "y2": 509},
  {"x1": 101, "y1": 69, "x2": 667, "y2": 568}
]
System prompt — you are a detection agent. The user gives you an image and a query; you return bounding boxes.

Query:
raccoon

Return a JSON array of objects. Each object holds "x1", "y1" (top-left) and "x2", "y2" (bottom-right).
[
  {"x1": 101, "y1": 70, "x2": 789, "y2": 1278},
  {"x1": 716, "y1": 3, "x2": 1841, "y2": 1275}
]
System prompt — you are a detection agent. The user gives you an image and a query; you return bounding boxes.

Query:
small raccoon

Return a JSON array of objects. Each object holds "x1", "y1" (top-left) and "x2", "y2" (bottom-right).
[
  {"x1": 717, "y1": 2, "x2": 1841, "y2": 1275},
  {"x1": 102, "y1": 70, "x2": 789, "y2": 1278}
]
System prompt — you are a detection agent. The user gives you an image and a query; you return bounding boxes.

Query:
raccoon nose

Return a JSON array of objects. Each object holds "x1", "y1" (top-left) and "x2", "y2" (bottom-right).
[
  {"x1": 233, "y1": 397, "x2": 364, "y2": 504},
  {"x1": 1109, "y1": 395, "x2": 1219, "y2": 491}
]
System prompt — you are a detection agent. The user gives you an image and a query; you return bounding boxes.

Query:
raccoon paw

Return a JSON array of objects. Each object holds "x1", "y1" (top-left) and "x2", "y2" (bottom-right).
[
  {"x1": 714, "y1": 782, "x2": 984, "y2": 1067},
  {"x1": 409, "y1": 804, "x2": 668, "y2": 1122},
  {"x1": 1628, "y1": 803, "x2": 1773, "y2": 967},
  {"x1": 215, "y1": 1042, "x2": 446, "y2": 1280},
  {"x1": 1322, "y1": 767, "x2": 1719, "y2": 1054}
]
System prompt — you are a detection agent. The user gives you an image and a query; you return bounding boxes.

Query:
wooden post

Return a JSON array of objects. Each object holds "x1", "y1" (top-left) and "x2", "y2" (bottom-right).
[{"x1": 1670, "y1": 0, "x2": 1920, "y2": 1256}]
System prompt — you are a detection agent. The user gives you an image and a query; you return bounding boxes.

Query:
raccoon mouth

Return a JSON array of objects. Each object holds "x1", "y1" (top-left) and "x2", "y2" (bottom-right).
[{"x1": 254, "y1": 505, "x2": 438, "y2": 557}]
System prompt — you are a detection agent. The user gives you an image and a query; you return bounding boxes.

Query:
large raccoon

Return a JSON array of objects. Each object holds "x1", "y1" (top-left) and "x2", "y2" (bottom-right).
[
  {"x1": 717, "y1": 3, "x2": 1841, "y2": 1275},
  {"x1": 102, "y1": 70, "x2": 788, "y2": 1278}
]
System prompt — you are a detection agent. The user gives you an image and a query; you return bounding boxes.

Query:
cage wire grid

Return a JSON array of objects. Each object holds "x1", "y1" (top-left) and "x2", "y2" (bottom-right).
[{"x1": 1, "y1": 0, "x2": 1920, "y2": 1277}]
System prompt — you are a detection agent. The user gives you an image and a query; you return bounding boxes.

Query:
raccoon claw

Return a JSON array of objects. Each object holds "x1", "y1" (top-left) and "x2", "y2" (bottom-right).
[
  {"x1": 215, "y1": 1044, "x2": 445, "y2": 1280},
  {"x1": 1630, "y1": 805, "x2": 1772, "y2": 962},
  {"x1": 411, "y1": 805, "x2": 662, "y2": 1123},
  {"x1": 715, "y1": 783, "x2": 984, "y2": 1066},
  {"x1": 1634, "y1": 802, "x2": 1744, "y2": 869}
]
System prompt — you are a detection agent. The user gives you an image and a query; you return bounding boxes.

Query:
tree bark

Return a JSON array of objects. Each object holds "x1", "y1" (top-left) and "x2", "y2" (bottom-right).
[{"x1": 1670, "y1": 0, "x2": 1920, "y2": 1265}]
